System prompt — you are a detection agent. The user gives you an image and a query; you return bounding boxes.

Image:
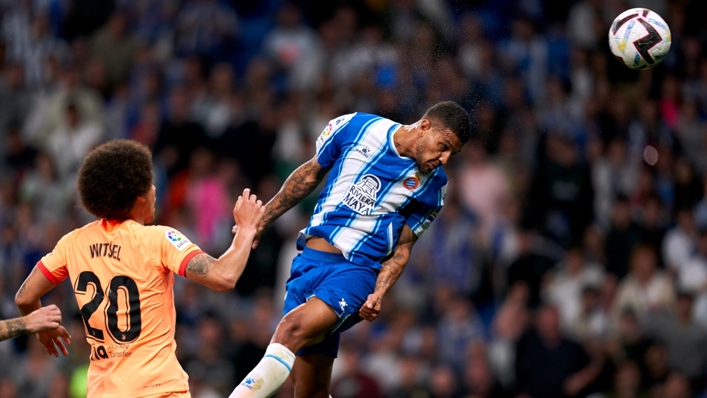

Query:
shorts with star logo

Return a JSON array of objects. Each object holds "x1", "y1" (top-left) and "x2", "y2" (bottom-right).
[{"x1": 283, "y1": 246, "x2": 378, "y2": 357}]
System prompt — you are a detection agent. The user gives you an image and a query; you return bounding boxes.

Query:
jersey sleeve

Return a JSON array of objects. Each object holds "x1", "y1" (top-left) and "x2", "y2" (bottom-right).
[
  {"x1": 37, "y1": 234, "x2": 71, "y2": 284},
  {"x1": 152, "y1": 226, "x2": 205, "y2": 277},
  {"x1": 405, "y1": 182, "x2": 447, "y2": 238},
  {"x1": 315, "y1": 113, "x2": 356, "y2": 169}
]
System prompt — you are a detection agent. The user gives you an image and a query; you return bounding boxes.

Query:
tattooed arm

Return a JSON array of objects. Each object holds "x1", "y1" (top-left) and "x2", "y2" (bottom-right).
[
  {"x1": 0, "y1": 305, "x2": 63, "y2": 342},
  {"x1": 359, "y1": 225, "x2": 418, "y2": 321},
  {"x1": 0, "y1": 317, "x2": 28, "y2": 341},
  {"x1": 249, "y1": 157, "x2": 329, "y2": 248},
  {"x1": 185, "y1": 189, "x2": 265, "y2": 291}
]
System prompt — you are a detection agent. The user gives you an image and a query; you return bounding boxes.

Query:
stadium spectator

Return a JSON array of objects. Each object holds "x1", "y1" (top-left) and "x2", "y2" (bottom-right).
[
  {"x1": 45, "y1": 102, "x2": 103, "y2": 180},
  {"x1": 515, "y1": 305, "x2": 599, "y2": 398},
  {"x1": 644, "y1": 291, "x2": 707, "y2": 382},
  {"x1": 662, "y1": 207, "x2": 697, "y2": 274},
  {"x1": 89, "y1": 12, "x2": 139, "y2": 91},
  {"x1": 612, "y1": 245, "x2": 675, "y2": 321},
  {"x1": 544, "y1": 245, "x2": 605, "y2": 331}
]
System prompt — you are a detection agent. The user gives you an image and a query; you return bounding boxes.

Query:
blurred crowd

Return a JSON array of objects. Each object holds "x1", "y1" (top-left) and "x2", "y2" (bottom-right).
[{"x1": 3, "y1": 0, "x2": 707, "y2": 397}]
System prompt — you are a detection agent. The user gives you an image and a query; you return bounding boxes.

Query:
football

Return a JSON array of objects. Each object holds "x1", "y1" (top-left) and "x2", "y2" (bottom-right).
[{"x1": 608, "y1": 8, "x2": 671, "y2": 70}]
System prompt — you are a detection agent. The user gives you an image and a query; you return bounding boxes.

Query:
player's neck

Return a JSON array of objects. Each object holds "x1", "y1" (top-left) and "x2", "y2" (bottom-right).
[
  {"x1": 393, "y1": 125, "x2": 416, "y2": 159},
  {"x1": 127, "y1": 208, "x2": 148, "y2": 225}
]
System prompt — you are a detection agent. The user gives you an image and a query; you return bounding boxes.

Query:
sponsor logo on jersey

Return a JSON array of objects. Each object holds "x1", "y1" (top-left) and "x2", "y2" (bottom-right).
[
  {"x1": 403, "y1": 175, "x2": 420, "y2": 190},
  {"x1": 165, "y1": 230, "x2": 190, "y2": 251},
  {"x1": 354, "y1": 145, "x2": 372, "y2": 158},
  {"x1": 342, "y1": 174, "x2": 381, "y2": 215}
]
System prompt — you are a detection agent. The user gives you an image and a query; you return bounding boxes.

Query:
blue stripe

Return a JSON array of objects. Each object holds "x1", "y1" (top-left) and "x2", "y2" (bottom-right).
[
  {"x1": 264, "y1": 354, "x2": 292, "y2": 372},
  {"x1": 329, "y1": 121, "x2": 396, "y2": 244},
  {"x1": 315, "y1": 116, "x2": 386, "y2": 240},
  {"x1": 396, "y1": 167, "x2": 444, "y2": 217},
  {"x1": 389, "y1": 167, "x2": 445, "y2": 239},
  {"x1": 331, "y1": 122, "x2": 411, "y2": 262},
  {"x1": 309, "y1": 115, "x2": 381, "y2": 232},
  {"x1": 316, "y1": 116, "x2": 354, "y2": 159},
  {"x1": 348, "y1": 163, "x2": 416, "y2": 256},
  {"x1": 410, "y1": 171, "x2": 446, "y2": 231},
  {"x1": 302, "y1": 112, "x2": 449, "y2": 266}
]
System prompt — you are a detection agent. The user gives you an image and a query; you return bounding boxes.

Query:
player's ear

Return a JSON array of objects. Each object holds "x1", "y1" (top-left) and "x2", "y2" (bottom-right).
[{"x1": 419, "y1": 119, "x2": 431, "y2": 135}]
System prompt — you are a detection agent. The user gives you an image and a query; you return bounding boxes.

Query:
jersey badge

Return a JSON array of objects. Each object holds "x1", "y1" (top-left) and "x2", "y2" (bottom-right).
[
  {"x1": 322, "y1": 122, "x2": 333, "y2": 138},
  {"x1": 403, "y1": 175, "x2": 420, "y2": 191},
  {"x1": 165, "y1": 230, "x2": 191, "y2": 251}
]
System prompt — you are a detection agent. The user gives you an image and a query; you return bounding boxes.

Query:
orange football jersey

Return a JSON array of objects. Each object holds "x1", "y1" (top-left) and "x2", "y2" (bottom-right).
[{"x1": 38, "y1": 219, "x2": 203, "y2": 397}]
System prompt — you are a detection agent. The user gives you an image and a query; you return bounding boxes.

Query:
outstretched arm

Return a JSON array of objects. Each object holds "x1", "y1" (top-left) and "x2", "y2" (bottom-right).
[
  {"x1": 359, "y1": 225, "x2": 418, "y2": 321},
  {"x1": 0, "y1": 305, "x2": 63, "y2": 342},
  {"x1": 251, "y1": 156, "x2": 329, "y2": 248},
  {"x1": 185, "y1": 189, "x2": 265, "y2": 292}
]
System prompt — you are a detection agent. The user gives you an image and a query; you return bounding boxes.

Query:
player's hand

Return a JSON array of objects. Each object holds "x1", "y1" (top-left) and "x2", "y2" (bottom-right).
[
  {"x1": 231, "y1": 222, "x2": 265, "y2": 250},
  {"x1": 24, "y1": 304, "x2": 62, "y2": 334},
  {"x1": 251, "y1": 223, "x2": 265, "y2": 249},
  {"x1": 233, "y1": 188, "x2": 265, "y2": 234},
  {"x1": 360, "y1": 292, "x2": 383, "y2": 322},
  {"x1": 37, "y1": 325, "x2": 71, "y2": 357}
]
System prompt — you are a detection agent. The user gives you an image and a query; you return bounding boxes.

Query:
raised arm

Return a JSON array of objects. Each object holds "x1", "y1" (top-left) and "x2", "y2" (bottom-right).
[
  {"x1": 251, "y1": 156, "x2": 329, "y2": 248},
  {"x1": 184, "y1": 188, "x2": 265, "y2": 291},
  {"x1": 359, "y1": 225, "x2": 418, "y2": 321}
]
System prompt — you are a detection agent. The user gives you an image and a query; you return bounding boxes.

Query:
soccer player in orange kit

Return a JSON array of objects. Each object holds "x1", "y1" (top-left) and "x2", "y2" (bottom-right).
[{"x1": 14, "y1": 140, "x2": 264, "y2": 397}]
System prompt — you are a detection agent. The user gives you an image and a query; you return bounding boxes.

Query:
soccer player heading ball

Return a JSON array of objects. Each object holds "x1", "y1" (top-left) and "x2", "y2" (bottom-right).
[
  {"x1": 231, "y1": 101, "x2": 470, "y2": 397},
  {"x1": 15, "y1": 140, "x2": 265, "y2": 397}
]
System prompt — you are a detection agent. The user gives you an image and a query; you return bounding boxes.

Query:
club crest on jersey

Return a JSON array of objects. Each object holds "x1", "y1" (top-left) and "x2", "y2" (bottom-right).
[
  {"x1": 403, "y1": 175, "x2": 420, "y2": 190},
  {"x1": 165, "y1": 230, "x2": 190, "y2": 251},
  {"x1": 343, "y1": 174, "x2": 381, "y2": 215}
]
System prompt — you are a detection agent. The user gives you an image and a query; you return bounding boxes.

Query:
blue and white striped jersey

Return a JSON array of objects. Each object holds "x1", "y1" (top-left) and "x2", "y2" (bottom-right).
[{"x1": 297, "y1": 112, "x2": 448, "y2": 269}]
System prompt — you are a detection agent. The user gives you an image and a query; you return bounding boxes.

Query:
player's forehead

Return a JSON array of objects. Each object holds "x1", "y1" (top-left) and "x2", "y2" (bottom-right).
[{"x1": 437, "y1": 129, "x2": 464, "y2": 154}]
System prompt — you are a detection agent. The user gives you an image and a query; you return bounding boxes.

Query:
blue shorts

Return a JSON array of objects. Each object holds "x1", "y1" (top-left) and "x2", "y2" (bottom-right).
[{"x1": 283, "y1": 247, "x2": 378, "y2": 357}]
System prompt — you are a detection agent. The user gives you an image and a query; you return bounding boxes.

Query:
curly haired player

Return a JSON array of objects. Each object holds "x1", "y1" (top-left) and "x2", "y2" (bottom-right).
[{"x1": 15, "y1": 140, "x2": 264, "y2": 398}]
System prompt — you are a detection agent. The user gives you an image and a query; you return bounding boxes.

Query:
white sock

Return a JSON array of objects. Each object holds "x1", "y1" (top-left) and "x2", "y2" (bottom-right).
[{"x1": 229, "y1": 343, "x2": 296, "y2": 398}]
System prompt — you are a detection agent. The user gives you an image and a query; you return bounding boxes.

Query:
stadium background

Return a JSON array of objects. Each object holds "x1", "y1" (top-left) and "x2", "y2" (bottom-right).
[{"x1": 1, "y1": 0, "x2": 707, "y2": 397}]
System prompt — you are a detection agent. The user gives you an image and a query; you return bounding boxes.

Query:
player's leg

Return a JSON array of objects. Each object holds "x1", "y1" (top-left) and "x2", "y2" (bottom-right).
[
  {"x1": 230, "y1": 247, "x2": 376, "y2": 398},
  {"x1": 286, "y1": 265, "x2": 375, "y2": 398},
  {"x1": 229, "y1": 298, "x2": 338, "y2": 398},
  {"x1": 290, "y1": 354, "x2": 334, "y2": 398},
  {"x1": 271, "y1": 297, "x2": 338, "y2": 351}
]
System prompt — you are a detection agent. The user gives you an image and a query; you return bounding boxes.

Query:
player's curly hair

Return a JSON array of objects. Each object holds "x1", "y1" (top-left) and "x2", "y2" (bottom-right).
[
  {"x1": 424, "y1": 101, "x2": 471, "y2": 144},
  {"x1": 78, "y1": 140, "x2": 153, "y2": 220}
]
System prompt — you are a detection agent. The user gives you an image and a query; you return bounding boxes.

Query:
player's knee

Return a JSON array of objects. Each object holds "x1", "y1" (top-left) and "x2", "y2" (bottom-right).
[{"x1": 273, "y1": 315, "x2": 310, "y2": 349}]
